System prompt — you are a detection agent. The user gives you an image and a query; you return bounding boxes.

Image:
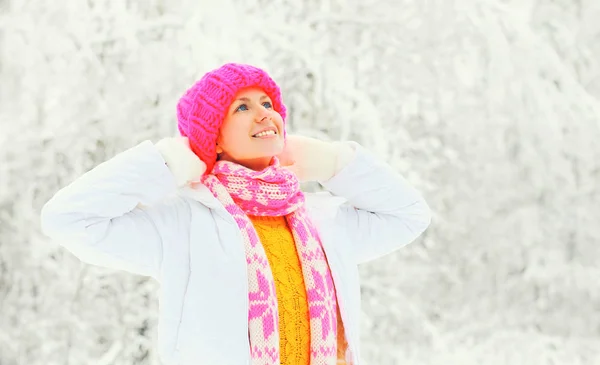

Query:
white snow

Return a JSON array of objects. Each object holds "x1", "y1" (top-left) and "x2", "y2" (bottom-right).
[{"x1": 1, "y1": 0, "x2": 599, "y2": 364}]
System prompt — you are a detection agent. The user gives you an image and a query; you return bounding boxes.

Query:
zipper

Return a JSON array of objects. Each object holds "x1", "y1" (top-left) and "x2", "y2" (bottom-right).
[
  {"x1": 225, "y1": 211, "x2": 251, "y2": 363},
  {"x1": 199, "y1": 189, "x2": 251, "y2": 363},
  {"x1": 321, "y1": 234, "x2": 358, "y2": 364}
]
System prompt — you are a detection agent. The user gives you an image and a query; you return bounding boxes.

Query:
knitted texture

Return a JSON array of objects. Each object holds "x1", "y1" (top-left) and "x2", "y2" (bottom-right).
[
  {"x1": 249, "y1": 215, "x2": 311, "y2": 365},
  {"x1": 201, "y1": 157, "x2": 341, "y2": 365},
  {"x1": 176, "y1": 63, "x2": 287, "y2": 174}
]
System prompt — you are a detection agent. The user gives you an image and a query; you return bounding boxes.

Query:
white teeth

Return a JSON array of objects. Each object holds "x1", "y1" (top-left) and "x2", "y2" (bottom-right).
[{"x1": 254, "y1": 130, "x2": 276, "y2": 137}]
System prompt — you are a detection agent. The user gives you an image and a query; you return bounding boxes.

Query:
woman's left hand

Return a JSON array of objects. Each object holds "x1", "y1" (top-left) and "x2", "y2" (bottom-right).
[{"x1": 276, "y1": 135, "x2": 354, "y2": 183}]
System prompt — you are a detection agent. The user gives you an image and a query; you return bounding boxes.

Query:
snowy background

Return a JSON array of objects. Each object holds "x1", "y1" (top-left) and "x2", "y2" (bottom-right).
[{"x1": 1, "y1": 0, "x2": 599, "y2": 364}]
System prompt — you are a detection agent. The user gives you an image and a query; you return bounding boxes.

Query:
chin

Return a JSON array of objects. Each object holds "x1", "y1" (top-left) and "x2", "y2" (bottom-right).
[
  {"x1": 247, "y1": 138, "x2": 284, "y2": 157},
  {"x1": 274, "y1": 139, "x2": 285, "y2": 151},
  {"x1": 264, "y1": 138, "x2": 285, "y2": 152}
]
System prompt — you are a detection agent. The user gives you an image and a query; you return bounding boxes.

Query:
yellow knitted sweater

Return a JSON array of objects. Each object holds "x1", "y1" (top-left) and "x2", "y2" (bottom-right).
[{"x1": 248, "y1": 215, "x2": 349, "y2": 365}]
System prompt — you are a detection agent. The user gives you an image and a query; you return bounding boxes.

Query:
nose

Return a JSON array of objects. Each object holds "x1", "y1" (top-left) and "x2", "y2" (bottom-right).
[{"x1": 255, "y1": 107, "x2": 271, "y2": 123}]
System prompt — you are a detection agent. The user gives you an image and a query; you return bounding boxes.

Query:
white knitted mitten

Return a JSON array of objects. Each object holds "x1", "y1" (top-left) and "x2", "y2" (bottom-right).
[
  {"x1": 155, "y1": 137, "x2": 207, "y2": 187},
  {"x1": 278, "y1": 135, "x2": 355, "y2": 183}
]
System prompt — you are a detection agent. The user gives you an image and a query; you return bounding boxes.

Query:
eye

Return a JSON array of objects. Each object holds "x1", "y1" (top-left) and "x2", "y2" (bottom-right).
[
  {"x1": 262, "y1": 101, "x2": 272, "y2": 109},
  {"x1": 234, "y1": 104, "x2": 248, "y2": 112}
]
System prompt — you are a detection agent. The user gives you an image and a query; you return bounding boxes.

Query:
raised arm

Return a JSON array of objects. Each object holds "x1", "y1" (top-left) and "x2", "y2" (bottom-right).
[
  {"x1": 321, "y1": 142, "x2": 432, "y2": 264},
  {"x1": 40, "y1": 140, "x2": 195, "y2": 278}
]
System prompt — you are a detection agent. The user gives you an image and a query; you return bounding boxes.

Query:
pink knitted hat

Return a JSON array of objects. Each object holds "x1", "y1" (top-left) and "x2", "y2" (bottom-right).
[{"x1": 176, "y1": 63, "x2": 287, "y2": 174}]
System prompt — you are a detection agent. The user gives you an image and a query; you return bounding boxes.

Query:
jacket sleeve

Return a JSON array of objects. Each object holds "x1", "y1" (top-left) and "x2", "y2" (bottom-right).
[
  {"x1": 320, "y1": 142, "x2": 432, "y2": 264},
  {"x1": 40, "y1": 140, "x2": 186, "y2": 278}
]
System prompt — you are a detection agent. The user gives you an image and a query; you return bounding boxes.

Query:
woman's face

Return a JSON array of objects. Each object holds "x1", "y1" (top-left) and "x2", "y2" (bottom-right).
[{"x1": 216, "y1": 87, "x2": 285, "y2": 171}]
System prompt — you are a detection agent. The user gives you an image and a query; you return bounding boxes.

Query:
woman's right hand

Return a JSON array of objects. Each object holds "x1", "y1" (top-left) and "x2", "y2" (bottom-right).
[{"x1": 155, "y1": 137, "x2": 207, "y2": 187}]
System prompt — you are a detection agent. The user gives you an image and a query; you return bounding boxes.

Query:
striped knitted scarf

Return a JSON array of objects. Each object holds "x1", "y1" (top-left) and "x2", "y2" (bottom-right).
[{"x1": 201, "y1": 157, "x2": 339, "y2": 365}]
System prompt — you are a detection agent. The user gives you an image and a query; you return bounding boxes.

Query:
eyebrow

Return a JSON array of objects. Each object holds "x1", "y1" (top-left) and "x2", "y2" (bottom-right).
[{"x1": 234, "y1": 95, "x2": 270, "y2": 103}]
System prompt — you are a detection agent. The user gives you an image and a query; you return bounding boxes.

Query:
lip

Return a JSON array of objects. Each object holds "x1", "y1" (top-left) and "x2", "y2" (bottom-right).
[{"x1": 251, "y1": 127, "x2": 278, "y2": 138}]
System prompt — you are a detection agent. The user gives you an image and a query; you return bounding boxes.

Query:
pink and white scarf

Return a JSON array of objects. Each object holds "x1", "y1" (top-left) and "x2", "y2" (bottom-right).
[{"x1": 201, "y1": 157, "x2": 339, "y2": 365}]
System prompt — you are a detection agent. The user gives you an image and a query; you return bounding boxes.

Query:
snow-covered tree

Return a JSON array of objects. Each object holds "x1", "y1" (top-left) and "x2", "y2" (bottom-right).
[{"x1": 1, "y1": 0, "x2": 598, "y2": 364}]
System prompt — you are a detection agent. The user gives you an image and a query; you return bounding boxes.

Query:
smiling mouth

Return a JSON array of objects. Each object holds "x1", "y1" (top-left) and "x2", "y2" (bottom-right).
[{"x1": 252, "y1": 130, "x2": 277, "y2": 138}]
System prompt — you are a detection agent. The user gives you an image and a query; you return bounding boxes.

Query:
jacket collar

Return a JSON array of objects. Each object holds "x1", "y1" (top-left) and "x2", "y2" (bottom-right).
[
  {"x1": 177, "y1": 183, "x2": 347, "y2": 221},
  {"x1": 178, "y1": 183, "x2": 224, "y2": 210}
]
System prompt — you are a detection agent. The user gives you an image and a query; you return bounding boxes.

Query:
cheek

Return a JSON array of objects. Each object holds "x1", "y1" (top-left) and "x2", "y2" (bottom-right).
[
  {"x1": 224, "y1": 131, "x2": 249, "y2": 148},
  {"x1": 221, "y1": 118, "x2": 248, "y2": 143},
  {"x1": 273, "y1": 113, "x2": 285, "y2": 132}
]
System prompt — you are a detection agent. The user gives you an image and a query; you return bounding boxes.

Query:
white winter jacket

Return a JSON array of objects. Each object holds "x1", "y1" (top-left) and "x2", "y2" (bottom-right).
[{"x1": 40, "y1": 140, "x2": 432, "y2": 365}]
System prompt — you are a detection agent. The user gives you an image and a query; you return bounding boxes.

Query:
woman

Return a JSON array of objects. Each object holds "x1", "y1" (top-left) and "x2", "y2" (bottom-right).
[{"x1": 41, "y1": 63, "x2": 432, "y2": 365}]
